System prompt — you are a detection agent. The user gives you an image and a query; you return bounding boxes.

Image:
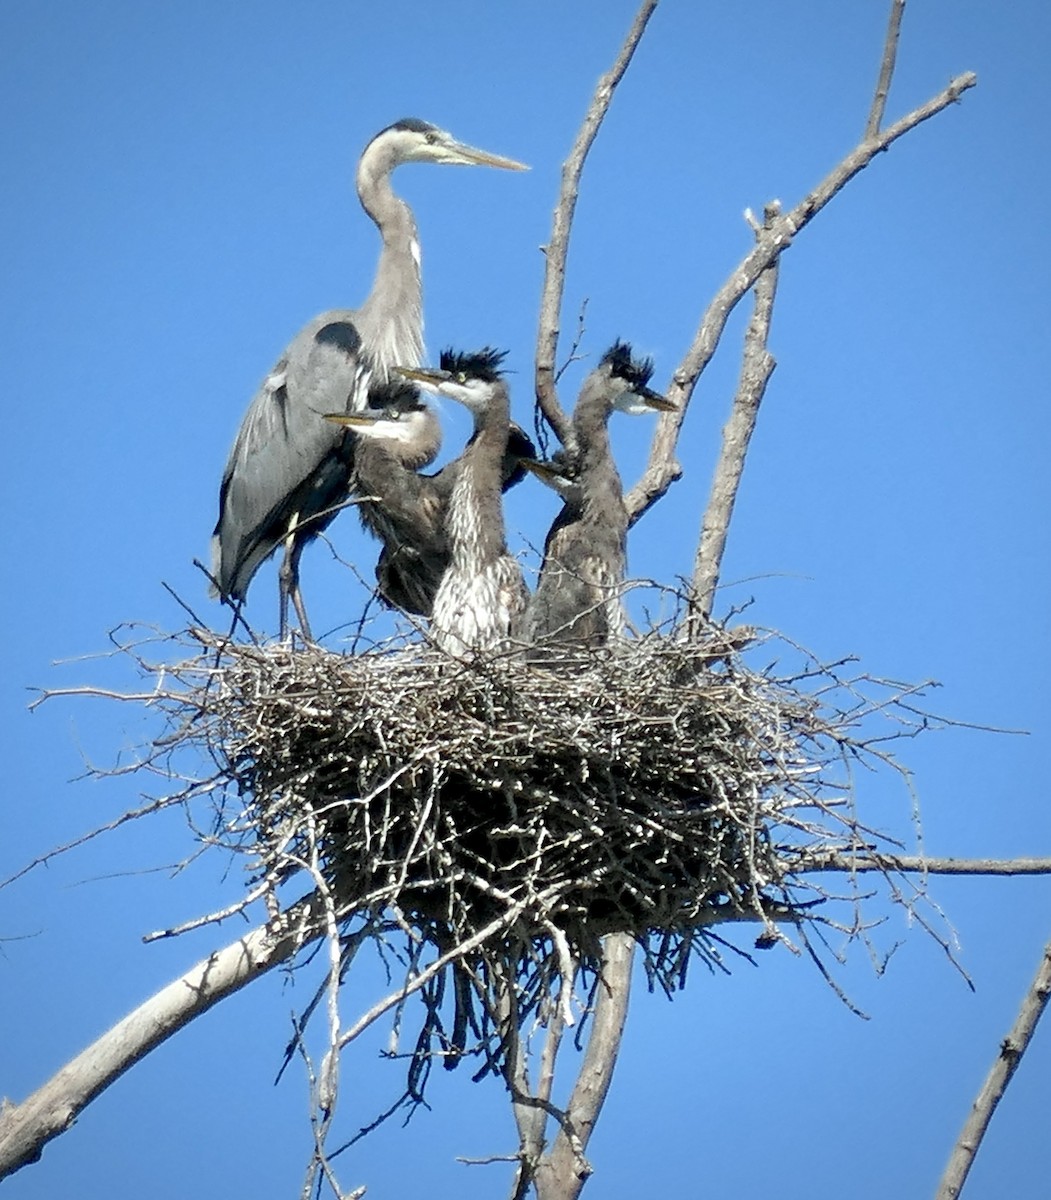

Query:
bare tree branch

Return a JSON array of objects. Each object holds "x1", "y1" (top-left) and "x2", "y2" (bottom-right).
[
  {"x1": 936, "y1": 936, "x2": 1051, "y2": 1200},
  {"x1": 625, "y1": 69, "x2": 977, "y2": 525},
  {"x1": 0, "y1": 894, "x2": 326, "y2": 1180},
  {"x1": 534, "y1": 932, "x2": 634, "y2": 1200},
  {"x1": 866, "y1": 0, "x2": 907, "y2": 138},
  {"x1": 688, "y1": 203, "x2": 781, "y2": 630},
  {"x1": 534, "y1": 0, "x2": 659, "y2": 447},
  {"x1": 802, "y1": 854, "x2": 1051, "y2": 877},
  {"x1": 336, "y1": 905, "x2": 530, "y2": 1052}
]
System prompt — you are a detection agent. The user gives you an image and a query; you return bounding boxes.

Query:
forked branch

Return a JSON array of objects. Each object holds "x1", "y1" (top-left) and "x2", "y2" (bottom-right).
[
  {"x1": 625, "y1": 69, "x2": 976, "y2": 524},
  {"x1": 534, "y1": 0, "x2": 659, "y2": 446}
]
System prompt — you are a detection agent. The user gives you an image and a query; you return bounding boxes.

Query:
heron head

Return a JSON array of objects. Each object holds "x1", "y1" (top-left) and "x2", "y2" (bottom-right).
[
  {"x1": 372, "y1": 118, "x2": 528, "y2": 171},
  {"x1": 324, "y1": 381, "x2": 441, "y2": 466},
  {"x1": 394, "y1": 347, "x2": 510, "y2": 416},
  {"x1": 600, "y1": 339, "x2": 676, "y2": 414}
]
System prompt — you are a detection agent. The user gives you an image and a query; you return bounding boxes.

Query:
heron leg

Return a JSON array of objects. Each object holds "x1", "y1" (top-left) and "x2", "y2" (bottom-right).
[
  {"x1": 290, "y1": 572, "x2": 313, "y2": 643},
  {"x1": 278, "y1": 521, "x2": 313, "y2": 642}
]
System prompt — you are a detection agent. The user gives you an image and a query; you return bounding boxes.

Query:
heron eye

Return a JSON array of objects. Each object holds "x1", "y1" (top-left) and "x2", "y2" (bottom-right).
[
  {"x1": 456, "y1": 372, "x2": 467, "y2": 384},
  {"x1": 425, "y1": 131, "x2": 438, "y2": 144}
]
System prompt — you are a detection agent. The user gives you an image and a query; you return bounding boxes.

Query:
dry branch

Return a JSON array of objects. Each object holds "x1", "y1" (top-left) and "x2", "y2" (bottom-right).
[
  {"x1": 0, "y1": 893, "x2": 325, "y2": 1179},
  {"x1": 534, "y1": 932, "x2": 634, "y2": 1200},
  {"x1": 534, "y1": 0, "x2": 659, "y2": 447},
  {"x1": 936, "y1": 936, "x2": 1051, "y2": 1200},
  {"x1": 689, "y1": 204, "x2": 781, "y2": 628},
  {"x1": 866, "y1": 0, "x2": 906, "y2": 138},
  {"x1": 625, "y1": 69, "x2": 977, "y2": 525},
  {"x1": 806, "y1": 854, "x2": 1051, "y2": 877}
]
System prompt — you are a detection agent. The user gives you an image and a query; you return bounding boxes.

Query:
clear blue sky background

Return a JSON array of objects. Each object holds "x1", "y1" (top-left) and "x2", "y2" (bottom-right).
[{"x1": 2, "y1": 2, "x2": 1048, "y2": 1197}]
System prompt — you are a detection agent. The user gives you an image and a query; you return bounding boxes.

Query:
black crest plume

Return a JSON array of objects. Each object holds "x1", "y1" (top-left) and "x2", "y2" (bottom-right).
[
  {"x1": 384, "y1": 116, "x2": 438, "y2": 136},
  {"x1": 439, "y1": 346, "x2": 509, "y2": 382},
  {"x1": 368, "y1": 378, "x2": 425, "y2": 416},
  {"x1": 601, "y1": 339, "x2": 655, "y2": 391}
]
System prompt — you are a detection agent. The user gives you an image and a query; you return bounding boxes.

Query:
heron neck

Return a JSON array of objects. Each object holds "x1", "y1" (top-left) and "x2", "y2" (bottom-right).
[
  {"x1": 355, "y1": 442, "x2": 423, "y2": 542},
  {"x1": 448, "y1": 392, "x2": 511, "y2": 567},
  {"x1": 573, "y1": 392, "x2": 626, "y2": 527},
  {"x1": 355, "y1": 157, "x2": 424, "y2": 382}
]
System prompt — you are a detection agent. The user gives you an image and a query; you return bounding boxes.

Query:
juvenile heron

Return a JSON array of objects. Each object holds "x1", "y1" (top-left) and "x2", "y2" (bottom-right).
[
  {"x1": 373, "y1": 422, "x2": 536, "y2": 618},
  {"x1": 326, "y1": 372, "x2": 536, "y2": 619},
  {"x1": 394, "y1": 348, "x2": 528, "y2": 656},
  {"x1": 210, "y1": 118, "x2": 527, "y2": 638},
  {"x1": 524, "y1": 340, "x2": 673, "y2": 654}
]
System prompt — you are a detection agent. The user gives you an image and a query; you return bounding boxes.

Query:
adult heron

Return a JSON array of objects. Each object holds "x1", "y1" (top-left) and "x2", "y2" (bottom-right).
[
  {"x1": 327, "y1": 361, "x2": 536, "y2": 619},
  {"x1": 524, "y1": 340, "x2": 673, "y2": 654},
  {"x1": 210, "y1": 119, "x2": 527, "y2": 638},
  {"x1": 393, "y1": 348, "x2": 528, "y2": 656}
]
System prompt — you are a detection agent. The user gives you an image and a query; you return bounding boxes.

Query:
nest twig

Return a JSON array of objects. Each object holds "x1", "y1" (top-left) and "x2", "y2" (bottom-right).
[{"x1": 44, "y1": 616, "x2": 942, "y2": 1110}]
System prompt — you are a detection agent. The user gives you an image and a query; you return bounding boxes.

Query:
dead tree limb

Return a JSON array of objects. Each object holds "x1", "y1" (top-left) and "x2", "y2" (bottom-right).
[
  {"x1": 936, "y1": 936, "x2": 1051, "y2": 1200},
  {"x1": 533, "y1": 932, "x2": 634, "y2": 1200},
  {"x1": 688, "y1": 203, "x2": 781, "y2": 631},
  {"x1": 534, "y1": 0, "x2": 659, "y2": 447},
  {"x1": 625, "y1": 68, "x2": 977, "y2": 525},
  {"x1": 0, "y1": 893, "x2": 325, "y2": 1180},
  {"x1": 866, "y1": 0, "x2": 906, "y2": 138},
  {"x1": 803, "y1": 854, "x2": 1051, "y2": 877}
]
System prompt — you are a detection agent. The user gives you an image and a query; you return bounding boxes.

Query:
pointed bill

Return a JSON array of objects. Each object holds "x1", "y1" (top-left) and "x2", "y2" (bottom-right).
[
  {"x1": 392, "y1": 365, "x2": 451, "y2": 390},
  {"x1": 448, "y1": 139, "x2": 529, "y2": 171}
]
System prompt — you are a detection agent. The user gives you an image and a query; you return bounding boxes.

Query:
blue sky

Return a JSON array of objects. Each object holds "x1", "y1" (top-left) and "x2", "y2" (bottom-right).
[{"x1": 1, "y1": 2, "x2": 1048, "y2": 1197}]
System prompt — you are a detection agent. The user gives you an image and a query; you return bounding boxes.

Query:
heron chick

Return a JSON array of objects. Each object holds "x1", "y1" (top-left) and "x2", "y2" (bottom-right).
[
  {"x1": 394, "y1": 348, "x2": 528, "y2": 657},
  {"x1": 210, "y1": 118, "x2": 527, "y2": 639},
  {"x1": 325, "y1": 374, "x2": 536, "y2": 619},
  {"x1": 524, "y1": 340, "x2": 673, "y2": 655}
]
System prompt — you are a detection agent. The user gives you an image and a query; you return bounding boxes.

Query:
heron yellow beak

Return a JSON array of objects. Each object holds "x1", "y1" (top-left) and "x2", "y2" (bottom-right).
[
  {"x1": 641, "y1": 391, "x2": 676, "y2": 412},
  {"x1": 449, "y1": 141, "x2": 529, "y2": 171},
  {"x1": 392, "y1": 365, "x2": 450, "y2": 389},
  {"x1": 323, "y1": 412, "x2": 381, "y2": 428},
  {"x1": 522, "y1": 459, "x2": 573, "y2": 485}
]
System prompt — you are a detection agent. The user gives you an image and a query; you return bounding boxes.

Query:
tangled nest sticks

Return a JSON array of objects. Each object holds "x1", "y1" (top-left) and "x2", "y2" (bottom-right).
[{"x1": 121, "y1": 615, "x2": 930, "y2": 1084}]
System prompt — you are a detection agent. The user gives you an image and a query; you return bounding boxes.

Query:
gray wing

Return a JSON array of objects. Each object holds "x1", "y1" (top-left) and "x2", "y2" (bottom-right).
[{"x1": 210, "y1": 313, "x2": 369, "y2": 600}]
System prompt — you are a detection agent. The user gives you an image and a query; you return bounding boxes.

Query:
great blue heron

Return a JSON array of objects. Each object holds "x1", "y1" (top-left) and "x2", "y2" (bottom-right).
[
  {"x1": 393, "y1": 348, "x2": 529, "y2": 656},
  {"x1": 524, "y1": 340, "x2": 673, "y2": 654},
  {"x1": 210, "y1": 118, "x2": 527, "y2": 639},
  {"x1": 327, "y1": 362, "x2": 536, "y2": 619}
]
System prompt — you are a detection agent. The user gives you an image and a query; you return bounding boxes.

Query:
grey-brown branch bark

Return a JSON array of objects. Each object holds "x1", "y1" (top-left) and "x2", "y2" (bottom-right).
[
  {"x1": 625, "y1": 69, "x2": 977, "y2": 526},
  {"x1": 688, "y1": 204, "x2": 781, "y2": 630},
  {"x1": 803, "y1": 854, "x2": 1051, "y2": 877},
  {"x1": 534, "y1": 0, "x2": 659, "y2": 449},
  {"x1": 0, "y1": 894, "x2": 325, "y2": 1180},
  {"x1": 533, "y1": 932, "x2": 634, "y2": 1200},
  {"x1": 936, "y1": 936, "x2": 1051, "y2": 1200},
  {"x1": 866, "y1": 0, "x2": 906, "y2": 138}
]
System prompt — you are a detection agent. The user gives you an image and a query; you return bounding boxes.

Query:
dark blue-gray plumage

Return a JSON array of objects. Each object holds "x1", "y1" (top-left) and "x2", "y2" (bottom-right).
[
  {"x1": 524, "y1": 340, "x2": 673, "y2": 654},
  {"x1": 328, "y1": 371, "x2": 537, "y2": 619},
  {"x1": 393, "y1": 349, "x2": 529, "y2": 655},
  {"x1": 210, "y1": 119, "x2": 527, "y2": 638}
]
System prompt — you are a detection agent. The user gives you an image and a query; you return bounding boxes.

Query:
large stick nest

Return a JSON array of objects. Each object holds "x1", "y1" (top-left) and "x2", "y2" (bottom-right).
[
  {"x1": 66, "y1": 618, "x2": 932, "y2": 1095},
  {"x1": 169, "y1": 622, "x2": 913, "y2": 975}
]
